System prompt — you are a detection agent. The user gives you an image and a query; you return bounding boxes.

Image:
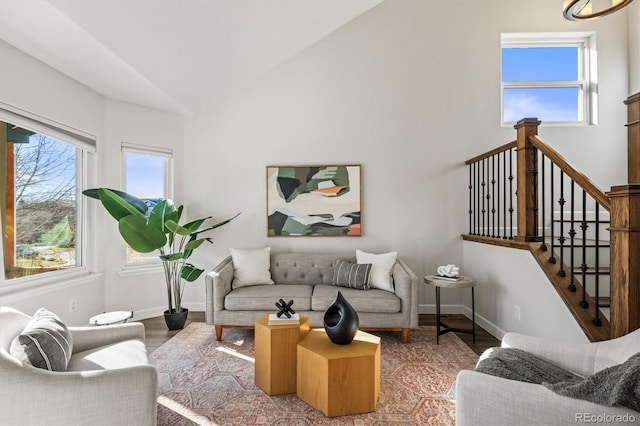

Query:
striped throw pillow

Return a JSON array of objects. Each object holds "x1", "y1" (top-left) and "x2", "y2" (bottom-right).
[
  {"x1": 332, "y1": 259, "x2": 372, "y2": 290},
  {"x1": 10, "y1": 308, "x2": 73, "y2": 372}
]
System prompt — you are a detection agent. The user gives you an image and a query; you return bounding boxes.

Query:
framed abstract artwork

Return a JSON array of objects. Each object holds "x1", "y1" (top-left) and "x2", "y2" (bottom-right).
[{"x1": 266, "y1": 165, "x2": 361, "y2": 237}]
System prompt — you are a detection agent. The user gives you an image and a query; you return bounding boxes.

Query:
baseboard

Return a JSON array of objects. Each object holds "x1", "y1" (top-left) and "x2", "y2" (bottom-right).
[
  {"x1": 419, "y1": 303, "x2": 505, "y2": 341},
  {"x1": 132, "y1": 302, "x2": 206, "y2": 321}
]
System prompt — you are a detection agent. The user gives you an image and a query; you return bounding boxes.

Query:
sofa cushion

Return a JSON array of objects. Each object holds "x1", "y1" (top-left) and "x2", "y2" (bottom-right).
[
  {"x1": 224, "y1": 284, "x2": 313, "y2": 311},
  {"x1": 271, "y1": 253, "x2": 346, "y2": 285},
  {"x1": 332, "y1": 259, "x2": 371, "y2": 290},
  {"x1": 312, "y1": 285, "x2": 401, "y2": 313},
  {"x1": 67, "y1": 340, "x2": 148, "y2": 371},
  {"x1": 9, "y1": 308, "x2": 73, "y2": 372},
  {"x1": 356, "y1": 249, "x2": 397, "y2": 293},
  {"x1": 230, "y1": 247, "x2": 275, "y2": 288}
]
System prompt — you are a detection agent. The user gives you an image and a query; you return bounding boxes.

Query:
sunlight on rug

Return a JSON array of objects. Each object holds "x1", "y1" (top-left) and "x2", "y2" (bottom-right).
[{"x1": 150, "y1": 324, "x2": 479, "y2": 425}]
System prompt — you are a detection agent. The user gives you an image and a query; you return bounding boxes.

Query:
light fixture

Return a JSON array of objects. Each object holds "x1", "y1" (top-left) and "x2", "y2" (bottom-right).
[{"x1": 563, "y1": 0, "x2": 635, "y2": 20}]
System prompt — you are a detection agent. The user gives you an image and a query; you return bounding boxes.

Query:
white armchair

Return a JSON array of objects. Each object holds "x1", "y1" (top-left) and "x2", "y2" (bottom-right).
[
  {"x1": 0, "y1": 307, "x2": 158, "y2": 426},
  {"x1": 455, "y1": 329, "x2": 640, "y2": 426}
]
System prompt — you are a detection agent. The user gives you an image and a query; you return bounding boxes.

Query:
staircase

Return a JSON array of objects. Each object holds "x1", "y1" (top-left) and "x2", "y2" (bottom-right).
[{"x1": 462, "y1": 92, "x2": 640, "y2": 341}]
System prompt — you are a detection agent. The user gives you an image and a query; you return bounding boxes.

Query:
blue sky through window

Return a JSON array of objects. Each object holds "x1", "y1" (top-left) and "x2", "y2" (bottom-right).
[
  {"x1": 125, "y1": 152, "x2": 165, "y2": 199},
  {"x1": 502, "y1": 46, "x2": 581, "y2": 123}
]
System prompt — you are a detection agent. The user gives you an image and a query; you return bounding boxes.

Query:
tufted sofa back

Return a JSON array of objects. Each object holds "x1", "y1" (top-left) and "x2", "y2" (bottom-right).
[{"x1": 270, "y1": 253, "x2": 356, "y2": 286}]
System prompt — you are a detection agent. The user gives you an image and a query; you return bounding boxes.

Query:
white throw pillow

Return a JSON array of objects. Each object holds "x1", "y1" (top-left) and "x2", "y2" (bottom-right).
[
  {"x1": 230, "y1": 247, "x2": 274, "y2": 288},
  {"x1": 356, "y1": 249, "x2": 397, "y2": 293}
]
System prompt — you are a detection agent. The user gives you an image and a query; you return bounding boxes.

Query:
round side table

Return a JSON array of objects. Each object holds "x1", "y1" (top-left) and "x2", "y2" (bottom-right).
[
  {"x1": 424, "y1": 275, "x2": 476, "y2": 344},
  {"x1": 89, "y1": 311, "x2": 133, "y2": 326}
]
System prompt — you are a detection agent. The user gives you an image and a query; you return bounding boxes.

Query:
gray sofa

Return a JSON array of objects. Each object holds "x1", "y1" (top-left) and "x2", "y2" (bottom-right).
[{"x1": 205, "y1": 252, "x2": 419, "y2": 343}]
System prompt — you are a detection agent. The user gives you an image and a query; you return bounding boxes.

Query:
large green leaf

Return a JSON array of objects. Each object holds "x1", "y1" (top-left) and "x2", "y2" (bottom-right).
[
  {"x1": 182, "y1": 216, "x2": 212, "y2": 233},
  {"x1": 165, "y1": 220, "x2": 191, "y2": 236},
  {"x1": 40, "y1": 216, "x2": 73, "y2": 248},
  {"x1": 149, "y1": 200, "x2": 178, "y2": 233},
  {"x1": 184, "y1": 239, "x2": 204, "y2": 251},
  {"x1": 160, "y1": 252, "x2": 183, "y2": 261},
  {"x1": 118, "y1": 215, "x2": 167, "y2": 253},
  {"x1": 181, "y1": 263, "x2": 204, "y2": 282},
  {"x1": 83, "y1": 188, "x2": 148, "y2": 215},
  {"x1": 192, "y1": 212, "x2": 241, "y2": 235},
  {"x1": 97, "y1": 188, "x2": 147, "y2": 222}
]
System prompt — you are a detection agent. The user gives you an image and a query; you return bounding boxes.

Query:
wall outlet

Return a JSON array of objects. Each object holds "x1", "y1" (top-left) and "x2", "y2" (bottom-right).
[
  {"x1": 514, "y1": 305, "x2": 521, "y2": 322},
  {"x1": 69, "y1": 298, "x2": 77, "y2": 313}
]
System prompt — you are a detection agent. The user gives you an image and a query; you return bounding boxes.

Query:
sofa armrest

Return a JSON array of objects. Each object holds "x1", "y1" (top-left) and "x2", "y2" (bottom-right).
[
  {"x1": 501, "y1": 332, "x2": 598, "y2": 377},
  {"x1": 205, "y1": 255, "x2": 234, "y2": 324},
  {"x1": 455, "y1": 369, "x2": 637, "y2": 426},
  {"x1": 70, "y1": 322, "x2": 146, "y2": 354},
  {"x1": 392, "y1": 258, "x2": 419, "y2": 328}
]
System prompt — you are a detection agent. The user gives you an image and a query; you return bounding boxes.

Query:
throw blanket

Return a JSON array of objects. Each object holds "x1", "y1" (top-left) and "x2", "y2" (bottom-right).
[{"x1": 474, "y1": 348, "x2": 640, "y2": 411}]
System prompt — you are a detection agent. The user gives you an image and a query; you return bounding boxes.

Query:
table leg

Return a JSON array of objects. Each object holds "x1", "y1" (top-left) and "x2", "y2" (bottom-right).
[{"x1": 435, "y1": 287, "x2": 441, "y2": 344}]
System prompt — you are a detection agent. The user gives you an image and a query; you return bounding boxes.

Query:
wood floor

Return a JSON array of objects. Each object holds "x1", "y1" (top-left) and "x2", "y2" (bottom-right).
[{"x1": 141, "y1": 312, "x2": 499, "y2": 356}]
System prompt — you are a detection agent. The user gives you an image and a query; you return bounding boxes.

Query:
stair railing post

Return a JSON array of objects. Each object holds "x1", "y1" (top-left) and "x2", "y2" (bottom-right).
[
  {"x1": 607, "y1": 92, "x2": 640, "y2": 338},
  {"x1": 514, "y1": 118, "x2": 541, "y2": 242}
]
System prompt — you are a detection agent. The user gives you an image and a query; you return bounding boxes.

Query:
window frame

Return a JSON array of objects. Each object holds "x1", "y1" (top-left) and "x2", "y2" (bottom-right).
[
  {"x1": 500, "y1": 32, "x2": 597, "y2": 127},
  {"x1": 121, "y1": 142, "x2": 173, "y2": 270},
  {"x1": 0, "y1": 102, "x2": 94, "y2": 285}
]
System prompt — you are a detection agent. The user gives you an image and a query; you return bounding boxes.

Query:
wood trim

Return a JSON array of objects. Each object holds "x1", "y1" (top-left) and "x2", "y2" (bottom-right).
[
  {"x1": 464, "y1": 141, "x2": 517, "y2": 165},
  {"x1": 625, "y1": 92, "x2": 640, "y2": 184},
  {"x1": 462, "y1": 234, "x2": 530, "y2": 250},
  {"x1": 530, "y1": 134, "x2": 611, "y2": 211},
  {"x1": 528, "y1": 244, "x2": 610, "y2": 342}
]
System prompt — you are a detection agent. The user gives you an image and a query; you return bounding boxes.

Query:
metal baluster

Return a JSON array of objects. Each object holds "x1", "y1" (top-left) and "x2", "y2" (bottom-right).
[
  {"x1": 509, "y1": 148, "x2": 514, "y2": 240},
  {"x1": 568, "y1": 181, "x2": 577, "y2": 292},
  {"x1": 491, "y1": 155, "x2": 496, "y2": 238},
  {"x1": 580, "y1": 189, "x2": 589, "y2": 309},
  {"x1": 482, "y1": 159, "x2": 486, "y2": 236},
  {"x1": 476, "y1": 161, "x2": 480, "y2": 236},
  {"x1": 503, "y1": 149, "x2": 507, "y2": 239},
  {"x1": 593, "y1": 202, "x2": 602, "y2": 326},
  {"x1": 468, "y1": 164, "x2": 473, "y2": 235},
  {"x1": 496, "y1": 153, "x2": 501, "y2": 239},
  {"x1": 557, "y1": 171, "x2": 566, "y2": 277},
  {"x1": 540, "y1": 154, "x2": 547, "y2": 251},
  {"x1": 549, "y1": 165, "x2": 556, "y2": 264},
  {"x1": 532, "y1": 147, "x2": 539, "y2": 240}
]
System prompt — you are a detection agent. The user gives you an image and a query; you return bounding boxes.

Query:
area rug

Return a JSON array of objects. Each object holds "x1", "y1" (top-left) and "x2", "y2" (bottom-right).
[{"x1": 150, "y1": 323, "x2": 479, "y2": 425}]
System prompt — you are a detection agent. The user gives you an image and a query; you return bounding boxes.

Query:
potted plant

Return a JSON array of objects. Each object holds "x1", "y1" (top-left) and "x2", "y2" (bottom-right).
[{"x1": 84, "y1": 188, "x2": 238, "y2": 330}]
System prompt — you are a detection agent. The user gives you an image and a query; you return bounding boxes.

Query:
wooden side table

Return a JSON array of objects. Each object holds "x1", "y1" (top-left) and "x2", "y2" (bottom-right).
[
  {"x1": 424, "y1": 274, "x2": 476, "y2": 344},
  {"x1": 296, "y1": 329, "x2": 380, "y2": 417},
  {"x1": 254, "y1": 313, "x2": 310, "y2": 395}
]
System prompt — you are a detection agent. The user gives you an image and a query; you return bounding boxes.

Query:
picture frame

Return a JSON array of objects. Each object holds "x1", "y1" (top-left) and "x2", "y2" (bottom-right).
[{"x1": 266, "y1": 165, "x2": 362, "y2": 237}]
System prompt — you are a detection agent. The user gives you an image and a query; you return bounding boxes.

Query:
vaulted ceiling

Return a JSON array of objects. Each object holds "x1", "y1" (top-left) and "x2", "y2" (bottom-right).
[{"x1": 0, "y1": 0, "x2": 382, "y2": 115}]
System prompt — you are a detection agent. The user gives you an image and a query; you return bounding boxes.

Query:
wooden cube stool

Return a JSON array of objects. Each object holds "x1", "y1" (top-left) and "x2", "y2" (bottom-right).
[
  {"x1": 254, "y1": 313, "x2": 310, "y2": 395},
  {"x1": 296, "y1": 329, "x2": 380, "y2": 417}
]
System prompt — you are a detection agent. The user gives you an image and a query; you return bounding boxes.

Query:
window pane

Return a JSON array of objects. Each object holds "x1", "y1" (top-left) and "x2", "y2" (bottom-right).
[
  {"x1": 124, "y1": 150, "x2": 169, "y2": 265},
  {"x1": 502, "y1": 47, "x2": 579, "y2": 82},
  {"x1": 503, "y1": 87, "x2": 579, "y2": 122},
  {"x1": 3, "y1": 121, "x2": 78, "y2": 279},
  {"x1": 125, "y1": 152, "x2": 165, "y2": 198}
]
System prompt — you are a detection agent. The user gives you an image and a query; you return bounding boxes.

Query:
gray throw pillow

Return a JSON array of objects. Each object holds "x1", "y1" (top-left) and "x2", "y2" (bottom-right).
[
  {"x1": 332, "y1": 259, "x2": 372, "y2": 290},
  {"x1": 10, "y1": 308, "x2": 73, "y2": 372}
]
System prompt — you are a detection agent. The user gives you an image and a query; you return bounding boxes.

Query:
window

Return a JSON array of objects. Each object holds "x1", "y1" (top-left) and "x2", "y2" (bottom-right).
[
  {"x1": 501, "y1": 32, "x2": 596, "y2": 125},
  {"x1": 122, "y1": 143, "x2": 173, "y2": 267},
  {"x1": 1, "y1": 104, "x2": 94, "y2": 281}
]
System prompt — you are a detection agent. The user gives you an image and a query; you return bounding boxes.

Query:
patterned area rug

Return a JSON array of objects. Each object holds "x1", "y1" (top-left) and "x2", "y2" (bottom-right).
[{"x1": 150, "y1": 323, "x2": 479, "y2": 425}]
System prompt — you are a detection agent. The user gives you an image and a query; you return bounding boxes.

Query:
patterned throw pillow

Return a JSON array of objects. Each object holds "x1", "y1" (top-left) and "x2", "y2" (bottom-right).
[
  {"x1": 332, "y1": 259, "x2": 372, "y2": 290},
  {"x1": 9, "y1": 308, "x2": 73, "y2": 372}
]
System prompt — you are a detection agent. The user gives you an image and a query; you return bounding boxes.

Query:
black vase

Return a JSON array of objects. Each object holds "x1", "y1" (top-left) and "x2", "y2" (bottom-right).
[
  {"x1": 323, "y1": 291, "x2": 359, "y2": 345},
  {"x1": 164, "y1": 308, "x2": 189, "y2": 330}
]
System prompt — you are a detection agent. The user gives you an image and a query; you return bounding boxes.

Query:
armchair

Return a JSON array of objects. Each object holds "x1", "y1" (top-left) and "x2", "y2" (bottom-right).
[
  {"x1": 0, "y1": 307, "x2": 158, "y2": 426},
  {"x1": 455, "y1": 329, "x2": 640, "y2": 426}
]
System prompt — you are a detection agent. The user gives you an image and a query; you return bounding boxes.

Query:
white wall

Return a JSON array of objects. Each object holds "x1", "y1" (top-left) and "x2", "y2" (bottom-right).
[
  {"x1": 183, "y1": 0, "x2": 630, "y2": 340},
  {"x1": 0, "y1": 40, "x2": 185, "y2": 325},
  {"x1": 0, "y1": 0, "x2": 635, "y2": 338},
  {"x1": 630, "y1": 1, "x2": 640, "y2": 93}
]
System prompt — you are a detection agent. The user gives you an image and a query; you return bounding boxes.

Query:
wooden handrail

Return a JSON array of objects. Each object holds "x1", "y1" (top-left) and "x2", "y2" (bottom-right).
[
  {"x1": 464, "y1": 141, "x2": 516, "y2": 165},
  {"x1": 529, "y1": 134, "x2": 611, "y2": 212}
]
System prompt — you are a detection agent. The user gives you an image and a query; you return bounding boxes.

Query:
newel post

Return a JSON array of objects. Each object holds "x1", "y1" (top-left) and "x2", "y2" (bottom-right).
[
  {"x1": 607, "y1": 92, "x2": 640, "y2": 338},
  {"x1": 514, "y1": 118, "x2": 541, "y2": 243}
]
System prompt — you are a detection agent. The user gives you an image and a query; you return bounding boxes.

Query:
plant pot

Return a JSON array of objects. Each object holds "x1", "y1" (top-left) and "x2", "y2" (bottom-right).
[{"x1": 164, "y1": 308, "x2": 189, "y2": 330}]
